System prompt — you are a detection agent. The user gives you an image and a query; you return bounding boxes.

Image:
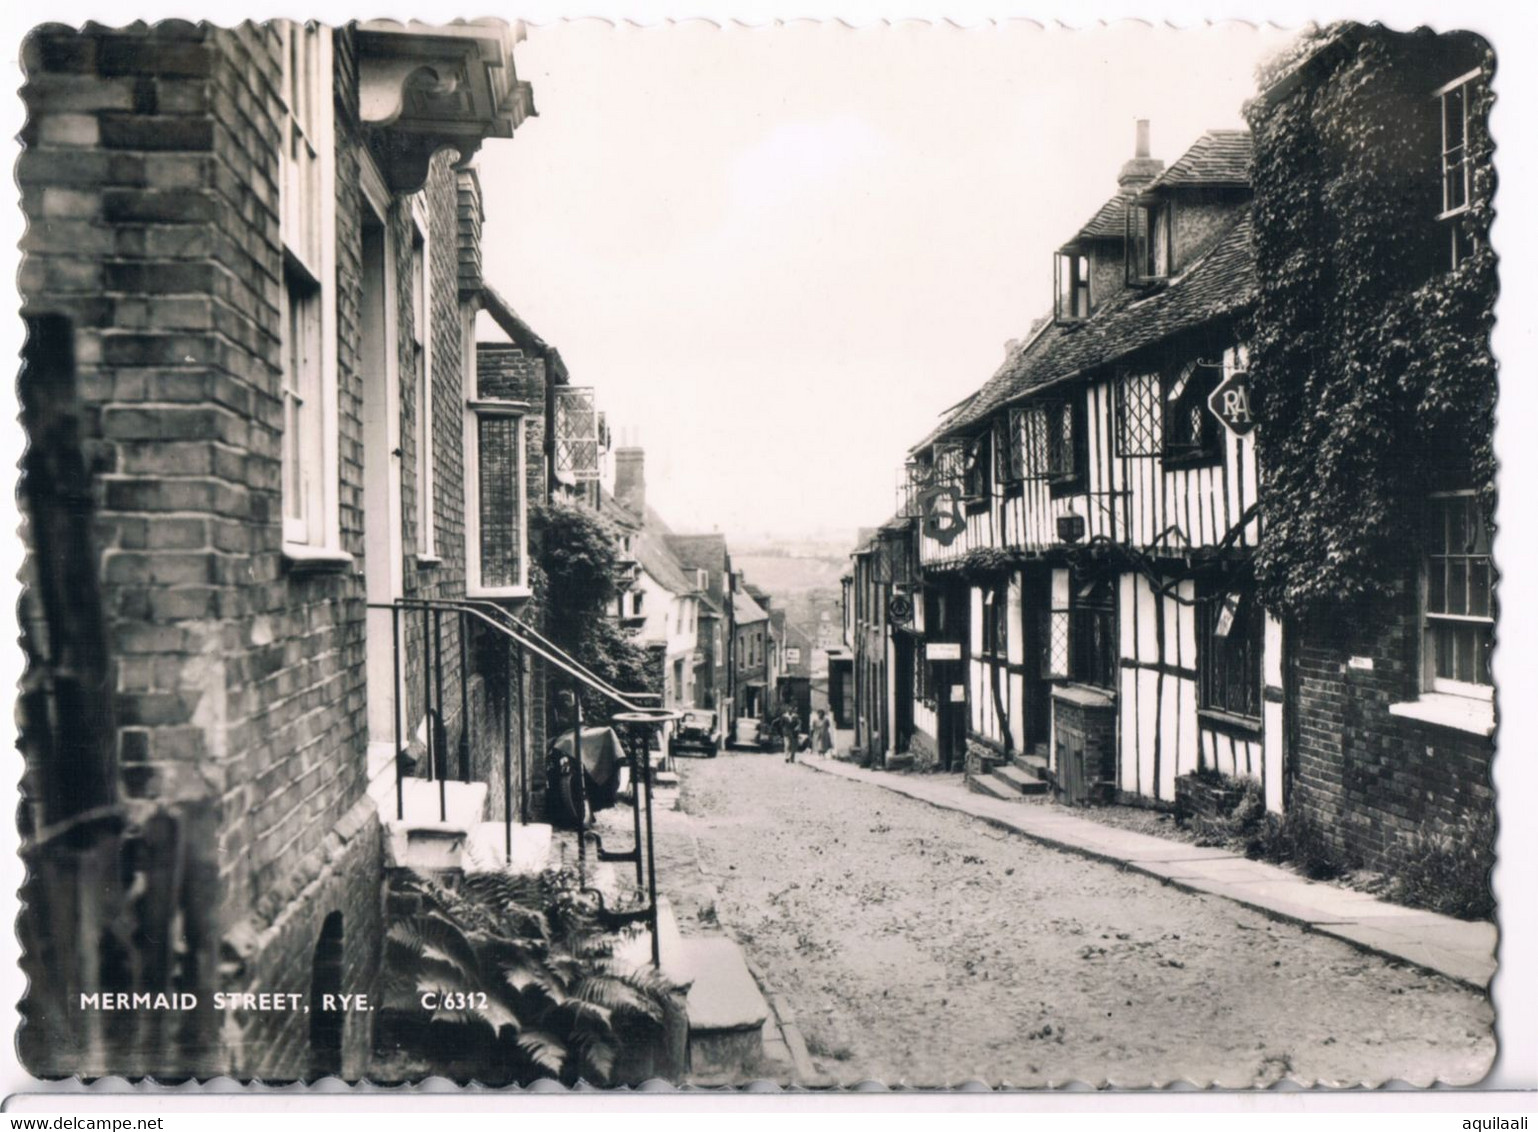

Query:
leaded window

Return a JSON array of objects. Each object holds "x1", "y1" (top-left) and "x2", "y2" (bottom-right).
[
  {"x1": 1200, "y1": 585, "x2": 1262, "y2": 719},
  {"x1": 1162, "y1": 358, "x2": 1223, "y2": 464},
  {"x1": 554, "y1": 387, "x2": 601, "y2": 484},
  {"x1": 1116, "y1": 370, "x2": 1162, "y2": 458},
  {"x1": 1070, "y1": 576, "x2": 1117, "y2": 690},
  {"x1": 1001, "y1": 409, "x2": 1027, "y2": 486}
]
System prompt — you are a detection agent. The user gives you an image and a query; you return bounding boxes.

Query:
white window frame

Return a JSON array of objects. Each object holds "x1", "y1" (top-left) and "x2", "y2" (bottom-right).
[
  {"x1": 1421, "y1": 490, "x2": 1494, "y2": 701},
  {"x1": 463, "y1": 313, "x2": 530, "y2": 599},
  {"x1": 1434, "y1": 69, "x2": 1480, "y2": 222},
  {"x1": 278, "y1": 22, "x2": 342, "y2": 562},
  {"x1": 411, "y1": 198, "x2": 438, "y2": 563},
  {"x1": 1055, "y1": 251, "x2": 1091, "y2": 322}
]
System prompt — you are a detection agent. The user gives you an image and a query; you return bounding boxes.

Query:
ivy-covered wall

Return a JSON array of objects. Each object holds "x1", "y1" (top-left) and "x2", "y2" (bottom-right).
[{"x1": 1245, "y1": 25, "x2": 1495, "y2": 618}]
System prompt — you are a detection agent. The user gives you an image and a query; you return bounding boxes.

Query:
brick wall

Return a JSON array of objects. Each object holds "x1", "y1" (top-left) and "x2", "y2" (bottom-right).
[
  {"x1": 16, "y1": 21, "x2": 542, "y2": 1079},
  {"x1": 1288, "y1": 579, "x2": 1495, "y2": 877},
  {"x1": 1053, "y1": 692, "x2": 1116, "y2": 803}
]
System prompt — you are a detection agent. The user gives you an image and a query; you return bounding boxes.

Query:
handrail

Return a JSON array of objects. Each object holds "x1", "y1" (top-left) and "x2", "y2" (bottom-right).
[
  {"x1": 370, "y1": 597, "x2": 659, "y2": 713},
  {"x1": 459, "y1": 598, "x2": 663, "y2": 709}
]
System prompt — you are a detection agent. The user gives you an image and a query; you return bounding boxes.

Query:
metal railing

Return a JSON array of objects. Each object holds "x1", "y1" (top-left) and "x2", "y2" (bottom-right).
[{"x1": 367, "y1": 596, "x2": 671, "y2": 966}]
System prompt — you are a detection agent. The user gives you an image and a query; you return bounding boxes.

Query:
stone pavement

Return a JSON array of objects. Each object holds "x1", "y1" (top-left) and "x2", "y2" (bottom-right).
[{"x1": 801, "y1": 755, "x2": 1497, "y2": 991}]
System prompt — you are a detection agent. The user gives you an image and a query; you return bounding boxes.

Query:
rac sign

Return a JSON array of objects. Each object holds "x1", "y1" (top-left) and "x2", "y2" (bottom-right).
[{"x1": 1208, "y1": 371, "x2": 1256, "y2": 437}]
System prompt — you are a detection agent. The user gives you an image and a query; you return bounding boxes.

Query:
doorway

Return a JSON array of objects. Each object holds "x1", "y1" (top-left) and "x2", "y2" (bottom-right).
[
  {"x1": 361, "y1": 210, "x2": 404, "y2": 748},
  {"x1": 1021, "y1": 568, "x2": 1052, "y2": 753}
]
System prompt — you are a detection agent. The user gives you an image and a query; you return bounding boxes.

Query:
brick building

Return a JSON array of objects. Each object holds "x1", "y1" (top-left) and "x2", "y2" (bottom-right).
[{"x1": 16, "y1": 19, "x2": 543, "y2": 1079}]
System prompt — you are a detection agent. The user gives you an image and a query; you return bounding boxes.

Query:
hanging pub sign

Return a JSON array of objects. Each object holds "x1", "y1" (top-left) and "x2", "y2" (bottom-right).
[
  {"x1": 1056, "y1": 513, "x2": 1086, "y2": 544},
  {"x1": 1207, "y1": 370, "x2": 1255, "y2": 436},
  {"x1": 920, "y1": 483, "x2": 966, "y2": 546},
  {"x1": 887, "y1": 594, "x2": 914, "y2": 624}
]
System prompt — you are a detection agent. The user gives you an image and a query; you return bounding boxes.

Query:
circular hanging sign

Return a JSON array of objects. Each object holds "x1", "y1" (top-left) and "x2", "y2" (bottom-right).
[{"x1": 887, "y1": 594, "x2": 914, "y2": 624}]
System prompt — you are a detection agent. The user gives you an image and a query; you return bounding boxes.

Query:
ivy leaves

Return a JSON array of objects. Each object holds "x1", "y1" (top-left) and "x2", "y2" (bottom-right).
[{"x1": 1244, "y1": 27, "x2": 1496, "y2": 618}]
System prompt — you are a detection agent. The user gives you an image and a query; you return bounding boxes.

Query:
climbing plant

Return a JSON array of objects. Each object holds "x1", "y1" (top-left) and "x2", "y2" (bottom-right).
[
  {"x1": 1244, "y1": 25, "x2": 1496, "y2": 618},
  {"x1": 530, "y1": 497, "x2": 655, "y2": 723}
]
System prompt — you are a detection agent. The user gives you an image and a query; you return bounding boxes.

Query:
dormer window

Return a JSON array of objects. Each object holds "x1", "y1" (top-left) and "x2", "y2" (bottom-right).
[
  {"x1": 1436, "y1": 69, "x2": 1481, "y2": 270},
  {"x1": 1127, "y1": 199, "x2": 1173, "y2": 285},
  {"x1": 1055, "y1": 252, "x2": 1091, "y2": 321}
]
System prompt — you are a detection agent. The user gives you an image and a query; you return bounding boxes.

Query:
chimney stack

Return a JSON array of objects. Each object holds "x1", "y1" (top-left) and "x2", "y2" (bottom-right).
[
  {"x1": 1118, "y1": 118, "x2": 1164, "y2": 191},
  {"x1": 614, "y1": 446, "x2": 645, "y2": 516}
]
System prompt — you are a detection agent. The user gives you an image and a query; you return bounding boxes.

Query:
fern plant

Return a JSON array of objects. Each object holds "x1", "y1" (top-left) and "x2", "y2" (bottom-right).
[{"x1": 380, "y1": 868, "x2": 682, "y2": 1085}]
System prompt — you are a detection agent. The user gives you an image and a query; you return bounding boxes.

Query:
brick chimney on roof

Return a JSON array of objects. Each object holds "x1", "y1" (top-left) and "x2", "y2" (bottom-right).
[
  {"x1": 614, "y1": 446, "x2": 645, "y2": 516},
  {"x1": 1118, "y1": 119, "x2": 1165, "y2": 190}
]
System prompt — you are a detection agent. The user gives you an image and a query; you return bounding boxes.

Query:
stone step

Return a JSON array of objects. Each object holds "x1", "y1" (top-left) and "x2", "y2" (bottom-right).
[
  {"x1": 1013, "y1": 751, "x2": 1050, "y2": 776},
  {"x1": 991, "y1": 762, "x2": 1049, "y2": 796},
  {"x1": 678, "y1": 937, "x2": 769, "y2": 1085},
  {"x1": 384, "y1": 823, "x2": 466, "y2": 871},
  {"x1": 613, "y1": 898, "x2": 768, "y2": 1085},
  {"x1": 462, "y1": 821, "x2": 554, "y2": 875},
  {"x1": 374, "y1": 775, "x2": 488, "y2": 828},
  {"x1": 967, "y1": 773, "x2": 1022, "y2": 802}
]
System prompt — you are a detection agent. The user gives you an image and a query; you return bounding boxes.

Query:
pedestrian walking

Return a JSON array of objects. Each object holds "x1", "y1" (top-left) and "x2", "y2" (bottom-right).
[
  {"x1": 780, "y1": 705, "x2": 802, "y2": 763},
  {"x1": 811, "y1": 708, "x2": 834, "y2": 757}
]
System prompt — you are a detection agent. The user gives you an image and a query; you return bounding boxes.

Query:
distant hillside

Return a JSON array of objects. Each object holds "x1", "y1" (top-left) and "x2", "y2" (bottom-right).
[
  {"x1": 734, "y1": 553, "x2": 847, "y2": 649},
  {"x1": 732, "y1": 554, "x2": 847, "y2": 598}
]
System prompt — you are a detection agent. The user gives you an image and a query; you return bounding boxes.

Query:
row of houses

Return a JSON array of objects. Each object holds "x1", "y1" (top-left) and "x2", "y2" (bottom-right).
[
  {"x1": 844, "y1": 25, "x2": 1497, "y2": 885},
  {"x1": 12, "y1": 17, "x2": 788, "y2": 1081},
  {"x1": 600, "y1": 442, "x2": 788, "y2": 733}
]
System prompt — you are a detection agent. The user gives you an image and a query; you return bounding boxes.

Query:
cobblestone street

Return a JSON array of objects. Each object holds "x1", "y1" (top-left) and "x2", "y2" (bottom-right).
[{"x1": 653, "y1": 751, "x2": 1494, "y2": 1088}]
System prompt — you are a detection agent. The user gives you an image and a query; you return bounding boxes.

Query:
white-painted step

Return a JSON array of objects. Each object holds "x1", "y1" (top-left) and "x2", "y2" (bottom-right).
[
  {"x1": 615, "y1": 896, "x2": 689, "y2": 986},
  {"x1": 463, "y1": 822, "x2": 554, "y2": 875},
  {"x1": 383, "y1": 778, "x2": 488, "y2": 828}
]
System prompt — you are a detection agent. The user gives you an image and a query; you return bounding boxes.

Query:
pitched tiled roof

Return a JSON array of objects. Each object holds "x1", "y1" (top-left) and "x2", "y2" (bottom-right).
[
  {"x1": 926, "y1": 308, "x2": 1058, "y2": 439},
  {"x1": 1068, "y1": 191, "x2": 1135, "y2": 244},
  {"x1": 633, "y1": 526, "x2": 696, "y2": 596},
  {"x1": 939, "y1": 209, "x2": 1254, "y2": 437},
  {"x1": 598, "y1": 487, "x2": 642, "y2": 531},
  {"x1": 666, "y1": 533, "x2": 728, "y2": 573},
  {"x1": 1146, "y1": 129, "x2": 1252, "y2": 190},
  {"x1": 733, "y1": 591, "x2": 769, "y2": 625}
]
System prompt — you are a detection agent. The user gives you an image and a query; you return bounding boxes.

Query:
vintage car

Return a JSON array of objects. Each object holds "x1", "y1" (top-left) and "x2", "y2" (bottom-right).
[{"x1": 670, "y1": 709, "x2": 722, "y2": 758}]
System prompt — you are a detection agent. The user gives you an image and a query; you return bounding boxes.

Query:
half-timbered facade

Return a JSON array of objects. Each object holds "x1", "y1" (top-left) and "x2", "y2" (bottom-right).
[{"x1": 906, "y1": 126, "x2": 1282, "y2": 810}]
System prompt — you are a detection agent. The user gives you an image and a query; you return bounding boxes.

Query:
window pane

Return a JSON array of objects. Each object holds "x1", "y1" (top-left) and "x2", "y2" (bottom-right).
[
  {"x1": 1448, "y1": 499, "x2": 1468, "y2": 554},
  {"x1": 1469, "y1": 562, "x2": 1491, "y2": 618},
  {"x1": 1447, "y1": 560, "x2": 1467, "y2": 616},
  {"x1": 1445, "y1": 85, "x2": 1466, "y2": 151},
  {"x1": 1433, "y1": 622, "x2": 1452, "y2": 680},
  {"x1": 1477, "y1": 625, "x2": 1493, "y2": 685},
  {"x1": 478, "y1": 416, "x2": 522, "y2": 588}
]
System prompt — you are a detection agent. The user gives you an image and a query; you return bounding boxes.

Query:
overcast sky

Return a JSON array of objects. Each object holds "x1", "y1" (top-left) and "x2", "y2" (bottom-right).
[{"x1": 474, "y1": 20, "x2": 1295, "y2": 546}]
